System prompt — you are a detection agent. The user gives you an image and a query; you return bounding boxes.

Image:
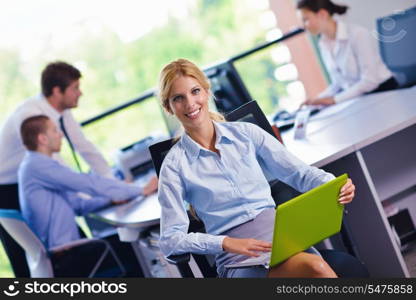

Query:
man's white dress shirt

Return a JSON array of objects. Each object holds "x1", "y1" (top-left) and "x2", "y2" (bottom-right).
[{"x1": 0, "y1": 94, "x2": 112, "y2": 184}]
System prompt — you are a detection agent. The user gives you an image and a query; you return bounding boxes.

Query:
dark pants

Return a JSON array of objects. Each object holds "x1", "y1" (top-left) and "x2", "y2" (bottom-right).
[
  {"x1": 367, "y1": 77, "x2": 399, "y2": 94},
  {"x1": 50, "y1": 236, "x2": 144, "y2": 277},
  {"x1": 50, "y1": 240, "x2": 117, "y2": 277},
  {"x1": 0, "y1": 184, "x2": 30, "y2": 277},
  {"x1": 84, "y1": 217, "x2": 144, "y2": 277},
  {"x1": 104, "y1": 234, "x2": 144, "y2": 277}
]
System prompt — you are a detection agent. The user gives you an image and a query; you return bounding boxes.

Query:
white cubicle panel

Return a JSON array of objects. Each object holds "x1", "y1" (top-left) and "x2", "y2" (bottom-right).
[{"x1": 360, "y1": 125, "x2": 416, "y2": 202}]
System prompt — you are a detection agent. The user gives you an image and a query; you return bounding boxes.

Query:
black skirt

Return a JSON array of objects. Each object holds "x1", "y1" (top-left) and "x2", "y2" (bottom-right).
[{"x1": 367, "y1": 76, "x2": 399, "y2": 94}]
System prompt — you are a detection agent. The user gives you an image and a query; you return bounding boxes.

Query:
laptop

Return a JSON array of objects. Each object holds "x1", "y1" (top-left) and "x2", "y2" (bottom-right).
[{"x1": 225, "y1": 174, "x2": 348, "y2": 269}]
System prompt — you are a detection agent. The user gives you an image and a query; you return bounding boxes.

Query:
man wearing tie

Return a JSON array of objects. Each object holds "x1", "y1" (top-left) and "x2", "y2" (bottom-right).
[
  {"x1": 0, "y1": 61, "x2": 156, "y2": 276},
  {"x1": 17, "y1": 115, "x2": 157, "y2": 277}
]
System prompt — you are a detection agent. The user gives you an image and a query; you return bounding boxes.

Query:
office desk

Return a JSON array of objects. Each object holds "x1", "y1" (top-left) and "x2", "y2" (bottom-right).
[
  {"x1": 88, "y1": 168, "x2": 166, "y2": 277},
  {"x1": 89, "y1": 169, "x2": 161, "y2": 241},
  {"x1": 89, "y1": 193, "x2": 188, "y2": 277},
  {"x1": 281, "y1": 86, "x2": 416, "y2": 277},
  {"x1": 91, "y1": 193, "x2": 160, "y2": 241}
]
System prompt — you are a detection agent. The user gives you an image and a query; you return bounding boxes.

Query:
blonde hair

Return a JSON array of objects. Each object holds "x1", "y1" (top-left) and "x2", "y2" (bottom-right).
[
  {"x1": 158, "y1": 58, "x2": 225, "y2": 122},
  {"x1": 158, "y1": 59, "x2": 225, "y2": 220}
]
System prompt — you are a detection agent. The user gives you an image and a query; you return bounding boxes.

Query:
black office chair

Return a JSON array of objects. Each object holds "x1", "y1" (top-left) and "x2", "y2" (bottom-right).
[
  {"x1": 224, "y1": 100, "x2": 283, "y2": 144},
  {"x1": 148, "y1": 138, "x2": 217, "y2": 278},
  {"x1": 150, "y1": 100, "x2": 369, "y2": 278}
]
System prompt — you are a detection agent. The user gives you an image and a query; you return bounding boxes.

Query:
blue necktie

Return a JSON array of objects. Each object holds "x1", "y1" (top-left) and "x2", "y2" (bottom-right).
[{"x1": 58, "y1": 116, "x2": 82, "y2": 172}]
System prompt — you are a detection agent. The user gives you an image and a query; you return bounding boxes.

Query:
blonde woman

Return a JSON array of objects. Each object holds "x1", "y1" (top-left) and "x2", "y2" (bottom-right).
[{"x1": 157, "y1": 58, "x2": 355, "y2": 278}]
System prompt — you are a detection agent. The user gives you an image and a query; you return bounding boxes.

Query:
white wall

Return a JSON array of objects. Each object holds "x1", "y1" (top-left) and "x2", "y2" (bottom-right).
[
  {"x1": 341, "y1": 0, "x2": 415, "y2": 28},
  {"x1": 335, "y1": 0, "x2": 415, "y2": 48}
]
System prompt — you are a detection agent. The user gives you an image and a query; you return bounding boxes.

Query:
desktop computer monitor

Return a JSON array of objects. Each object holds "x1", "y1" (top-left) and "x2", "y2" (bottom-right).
[
  {"x1": 204, "y1": 61, "x2": 252, "y2": 114},
  {"x1": 377, "y1": 6, "x2": 416, "y2": 87}
]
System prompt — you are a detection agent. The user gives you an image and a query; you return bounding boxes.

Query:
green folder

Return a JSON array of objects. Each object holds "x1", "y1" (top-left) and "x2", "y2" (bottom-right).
[{"x1": 270, "y1": 174, "x2": 348, "y2": 267}]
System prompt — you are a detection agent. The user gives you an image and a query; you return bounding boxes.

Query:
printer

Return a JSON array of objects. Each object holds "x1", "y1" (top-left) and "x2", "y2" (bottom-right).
[{"x1": 115, "y1": 135, "x2": 166, "y2": 181}]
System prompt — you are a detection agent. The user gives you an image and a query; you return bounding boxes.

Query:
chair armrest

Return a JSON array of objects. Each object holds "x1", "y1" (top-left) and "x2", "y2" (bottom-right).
[
  {"x1": 166, "y1": 253, "x2": 194, "y2": 277},
  {"x1": 166, "y1": 253, "x2": 191, "y2": 265}
]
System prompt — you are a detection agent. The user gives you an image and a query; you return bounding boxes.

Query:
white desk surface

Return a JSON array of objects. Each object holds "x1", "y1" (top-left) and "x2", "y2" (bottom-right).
[
  {"x1": 89, "y1": 170, "x2": 161, "y2": 229},
  {"x1": 281, "y1": 87, "x2": 416, "y2": 167},
  {"x1": 90, "y1": 193, "x2": 161, "y2": 228}
]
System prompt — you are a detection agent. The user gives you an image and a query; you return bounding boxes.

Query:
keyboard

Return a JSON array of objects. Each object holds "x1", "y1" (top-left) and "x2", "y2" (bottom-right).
[
  {"x1": 273, "y1": 108, "x2": 321, "y2": 132},
  {"x1": 224, "y1": 252, "x2": 271, "y2": 269}
]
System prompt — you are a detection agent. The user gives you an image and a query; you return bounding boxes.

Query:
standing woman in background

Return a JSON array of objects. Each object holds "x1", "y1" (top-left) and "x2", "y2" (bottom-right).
[{"x1": 298, "y1": 0, "x2": 398, "y2": 106}]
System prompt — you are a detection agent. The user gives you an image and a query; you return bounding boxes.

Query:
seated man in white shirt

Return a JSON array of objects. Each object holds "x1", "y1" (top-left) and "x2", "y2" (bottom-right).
[{"x1": 18, "y1": 115, "x2": 158, "y2": 276}]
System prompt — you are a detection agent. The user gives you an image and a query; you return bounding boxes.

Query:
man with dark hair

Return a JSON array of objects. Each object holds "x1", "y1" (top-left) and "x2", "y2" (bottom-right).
[
  {"x1": 0, "y1": 61, "x2": 156, "y2": 276},
  {"x1": 18, "y1": 115, "x2": 156, "y2": 276},
  {"x1": 41, "y1": 62, "x2": 81, "y2": 98},
  {"x1": 20, "y1": 115, "x2": 50, "y2": 151}
]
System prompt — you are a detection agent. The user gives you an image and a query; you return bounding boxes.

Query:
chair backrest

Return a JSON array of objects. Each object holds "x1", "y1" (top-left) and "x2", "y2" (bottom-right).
[
  {"x1": 149, "y1": 138, "x2": 178, "y2": 177},
  {"x1": 377, "y1": 6, "x2": 416, "y2": 87},
  {"x1": 0, "y1": 209, "x2": 53, "y2": 277},
  {"x1": 226, "y1": 100, "x2": 283, "y2": 143},
  {"x1": 225, "y1": 100, "x2": 273, "y2": 135}
]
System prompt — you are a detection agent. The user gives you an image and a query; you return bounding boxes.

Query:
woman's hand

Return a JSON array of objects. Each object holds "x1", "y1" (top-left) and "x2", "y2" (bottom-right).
[
  {"x1": 301, "y1": 97, "x2": 335, "y2": 107},
  {"x1": 222, "y1": 237, "x2": 272, "y2": 257},
  {"x1": 142, "y1": 176, "x2": 158, "y2": 196},
  {"x1": 339, "y1": 178, "x2": 355, "y2": 205},
  {"x1": 111, "y1": 199, "x2": 130, "y2": 205}
]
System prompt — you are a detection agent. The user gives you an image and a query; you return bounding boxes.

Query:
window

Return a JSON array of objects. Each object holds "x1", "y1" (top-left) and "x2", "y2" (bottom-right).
[{"x1": 2, "y1": 0, "x2": 306, "y2": 170}]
